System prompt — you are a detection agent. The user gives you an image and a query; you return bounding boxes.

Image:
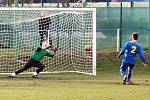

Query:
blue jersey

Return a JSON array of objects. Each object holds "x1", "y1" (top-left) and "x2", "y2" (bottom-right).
[{"x1": 118, "y1": 41, "x2": 146, "y2": 64}]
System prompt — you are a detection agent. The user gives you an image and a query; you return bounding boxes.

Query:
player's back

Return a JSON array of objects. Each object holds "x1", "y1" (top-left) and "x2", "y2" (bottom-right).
[{"x1": 123, "y1": 41, "x2": 141, "y2": 64}]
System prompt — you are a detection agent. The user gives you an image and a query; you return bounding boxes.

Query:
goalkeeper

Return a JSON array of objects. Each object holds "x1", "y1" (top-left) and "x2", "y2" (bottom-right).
[
  {"x1": 9, "y1": 41, "x2": 57, "y2": 78},
  {"x1": 39, "y1": 11, "x2": 52, "y2": 47},
  {"x1": 118, "y1": 32, "x2": 147, "y2": 85}
]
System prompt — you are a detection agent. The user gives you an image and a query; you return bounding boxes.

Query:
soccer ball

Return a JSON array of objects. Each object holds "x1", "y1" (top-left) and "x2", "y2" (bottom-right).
[{"x1": 84, "y1": 45, "x2": 92, "y2": 51}]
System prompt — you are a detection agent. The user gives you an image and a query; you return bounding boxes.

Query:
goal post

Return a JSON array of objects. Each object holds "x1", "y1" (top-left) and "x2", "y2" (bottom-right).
[
  {"x1": 0, "y1": 8, "x2": 96, "y2": 75},
  {"x1": 117, "y1": 28, "x2": 120, "y2": 52}
]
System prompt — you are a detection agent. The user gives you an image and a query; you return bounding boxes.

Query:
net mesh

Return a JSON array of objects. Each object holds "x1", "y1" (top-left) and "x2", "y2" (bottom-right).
[{"x1": 0, "y1": 8, "x2": 96, "y2": 75}]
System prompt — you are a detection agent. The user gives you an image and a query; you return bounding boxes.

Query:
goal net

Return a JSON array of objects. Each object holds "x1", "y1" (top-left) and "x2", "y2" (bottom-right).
[{"x1": 0, "y1": 8, "x2": 96, "y2": 75}]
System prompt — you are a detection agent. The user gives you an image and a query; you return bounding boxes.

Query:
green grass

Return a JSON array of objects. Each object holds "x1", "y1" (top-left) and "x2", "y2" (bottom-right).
[{"x1": 0, "y1": 50, "x2": 150, "y2": 100}]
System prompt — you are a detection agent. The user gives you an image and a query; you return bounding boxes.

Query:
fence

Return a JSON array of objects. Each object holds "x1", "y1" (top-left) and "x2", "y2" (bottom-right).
[{"x1": 96, "y1": 2, "x2": 149, "y2": 51}]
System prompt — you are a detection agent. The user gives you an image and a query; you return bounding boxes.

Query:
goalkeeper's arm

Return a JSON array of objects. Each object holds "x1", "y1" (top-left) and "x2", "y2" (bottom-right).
[
  {"x1": 50, "y1": 47, "x2": 58, "y2": 53},
  {"x1": 46, "y1": 47, "x2": 58, "y2": 57}
]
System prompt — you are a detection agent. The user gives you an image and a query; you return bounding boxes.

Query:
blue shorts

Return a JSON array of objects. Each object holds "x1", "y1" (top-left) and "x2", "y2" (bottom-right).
[{"x1": 120, "y1": 62, "x2": 134, "y2": 72}]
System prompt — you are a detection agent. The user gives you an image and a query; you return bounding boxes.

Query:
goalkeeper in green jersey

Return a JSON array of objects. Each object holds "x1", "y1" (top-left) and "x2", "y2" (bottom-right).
[{"x1": 9, "y1": 41, "x2": 57, "y2": 78}]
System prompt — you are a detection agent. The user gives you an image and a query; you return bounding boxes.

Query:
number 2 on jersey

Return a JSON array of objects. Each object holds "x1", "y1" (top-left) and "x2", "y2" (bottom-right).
[{"x1": 131, "y1": 46, "x2": 136, "y2": 53}]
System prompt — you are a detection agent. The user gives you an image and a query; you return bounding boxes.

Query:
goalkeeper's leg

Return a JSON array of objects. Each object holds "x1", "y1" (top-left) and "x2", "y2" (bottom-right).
[
  {"x1": 32, "y1": 62, "x2": 45, "y2": 78},
  {"x1": 15, "y1": 59, "x2": 45, "y2": 78},
  {"x1": 15, "y1": 58, "x2": 35, "y2": 75},
  {"x1": 9, "y1": 59, "x2": 32, "y2": 77},
  {"x1": 36, "y1": 63, "x2": 45, "y2": 74},
  {"x1": 15, "y1": 65, "x2": 31, "y2": 75}
]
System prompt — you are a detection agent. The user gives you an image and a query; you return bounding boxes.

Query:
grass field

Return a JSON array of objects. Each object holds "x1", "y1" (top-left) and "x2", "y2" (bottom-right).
[{"x1": 0, "y1": 51, "x2": 150, "y2": 100}]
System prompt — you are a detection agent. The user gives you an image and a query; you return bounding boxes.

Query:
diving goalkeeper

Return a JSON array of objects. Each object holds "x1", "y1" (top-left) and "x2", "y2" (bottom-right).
[
  {"x1": 118, "y1": 32, "x2": 147, "y2": 85},
  {"x1": 9, "y1": 41, "x2": 57, "y2": 78}
]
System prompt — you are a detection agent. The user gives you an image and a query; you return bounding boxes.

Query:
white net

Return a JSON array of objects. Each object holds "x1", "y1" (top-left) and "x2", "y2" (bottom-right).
[{"x1": 0, "y1": 8, "x2": 96, "y2": 75}]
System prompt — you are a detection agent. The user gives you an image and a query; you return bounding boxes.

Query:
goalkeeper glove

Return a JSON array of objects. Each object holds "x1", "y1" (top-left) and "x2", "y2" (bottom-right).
[{"x1": 50, "y1": 47, "x2": 58, "y2": 53}]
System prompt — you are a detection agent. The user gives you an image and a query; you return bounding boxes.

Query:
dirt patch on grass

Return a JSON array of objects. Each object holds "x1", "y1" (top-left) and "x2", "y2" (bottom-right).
[{"x1": 0, "y1": 76, "x2": 79, "y2": 81}]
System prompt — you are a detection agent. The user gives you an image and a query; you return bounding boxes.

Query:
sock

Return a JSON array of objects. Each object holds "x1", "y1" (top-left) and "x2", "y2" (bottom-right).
[
  {"x1": 11, "y1": 73, "x2": 16, "y2": 77},
  {"x1": 123, "y1": 75, "x2": 127, "y2": 80},
  {"x1": 32, "y1": 72, "x2": 38, "y2": 76},
  {"x1": 127, "y1": 70, "x2": 132, "y2": 82}
]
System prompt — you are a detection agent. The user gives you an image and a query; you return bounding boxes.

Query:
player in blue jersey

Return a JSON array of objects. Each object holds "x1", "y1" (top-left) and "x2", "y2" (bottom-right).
[{"x1": 118, "y1": 32, "x2": 147, "y2": 85}]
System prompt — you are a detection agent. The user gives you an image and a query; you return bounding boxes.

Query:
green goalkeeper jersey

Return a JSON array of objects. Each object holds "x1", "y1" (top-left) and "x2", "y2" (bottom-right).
[{"x1": 31, "y1": 45, "x2": 54, "y2": 62}]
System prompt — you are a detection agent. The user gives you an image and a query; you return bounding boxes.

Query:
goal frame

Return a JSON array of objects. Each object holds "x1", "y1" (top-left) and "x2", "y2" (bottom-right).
[{"x1": 0, "y1": 8, "x2": 96, "y2": 76}]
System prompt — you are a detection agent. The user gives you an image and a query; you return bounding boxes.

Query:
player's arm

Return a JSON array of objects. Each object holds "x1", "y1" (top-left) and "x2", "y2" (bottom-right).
[
  {"x1": 46, "y1": 47, "x2": 58, "y2": 57},
  {"x1": 118, "y1": 42, "x2": 128, "y2": 58},
  {"x1": 138, "y1": 47, "x2": 147, "y2": 65}
]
